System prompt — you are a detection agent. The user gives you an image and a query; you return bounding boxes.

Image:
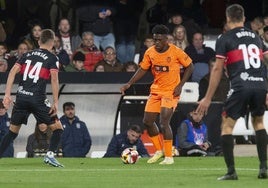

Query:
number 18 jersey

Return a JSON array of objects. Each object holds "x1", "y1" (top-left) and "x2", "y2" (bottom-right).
[
  {"x1": 16, "y1": 48, "x2": 59, "y2": 97},
  {"x1": 216, "y1": 27, "x2": 268, "y2": 91}
]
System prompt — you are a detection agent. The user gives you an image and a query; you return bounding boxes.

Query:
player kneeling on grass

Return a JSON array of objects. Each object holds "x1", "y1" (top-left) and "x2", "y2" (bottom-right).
[{"x1": 0, "y1": 29, "x2": 64, "y2": 167}]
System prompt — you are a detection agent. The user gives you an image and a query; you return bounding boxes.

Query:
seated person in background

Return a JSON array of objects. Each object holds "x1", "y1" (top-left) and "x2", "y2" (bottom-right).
[
  {"x1": 26, "y1": 122, "x2": 62, "y2": 157},
  {"x1": 0, "y1": 58, "x2": 8, "y2": 72},
  {"x1": 93, "y1": 46, "x2": 123, "y2": 72},
  {"x1": 177, "y1": 107, "x2": 211, "y2": 156},
  {"x1": 75, "y1": 31, "x2": 103, "y2": 72},
  {"x1": 64, "y1": 51, "x2": 86, "y2": 72},
  {"x1": 123, "y1": 61, "x2": 138, "y2": 72},
  {"x1": 184, "y1": 32, "x2": 215, "y2": 82},
  {"x1": 139, "y1": 34, "x2": 155, "y2": 62},
  {"x1": 60, "y1": 102, "x2": 91, "y2": 157},
  {"x1": 8, "y1": 41, "x2": 30, "y2": 71},
  {"x1": 198, "y1": 57, "x2": 229, "y2": 102},
  {"x1": 104, "y1": 125, "x2": 149, "y2": 158},
  {"x1": 53, "y1": 34, "x2": 70, "y2": 71},
  {"x1": 94, "y1": 64, "x2": 105, "y2": 72},
  {"x1": 0, "y1": 99, "x2": 14, "y2": 157}
]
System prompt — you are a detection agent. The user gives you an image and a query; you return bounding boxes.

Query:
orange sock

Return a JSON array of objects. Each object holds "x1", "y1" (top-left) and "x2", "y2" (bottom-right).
[
  {"x1": 150, "y1": 134, "x2": 163, "y2": 151},
  {"x1": 163, "y1": 140, "x2": 173, "y2": 157}
]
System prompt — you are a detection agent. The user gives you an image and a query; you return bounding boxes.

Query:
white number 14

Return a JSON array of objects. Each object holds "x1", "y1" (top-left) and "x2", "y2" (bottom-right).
[{"x1": 23, "y1": 60, "x2": 43, "y2": 83}]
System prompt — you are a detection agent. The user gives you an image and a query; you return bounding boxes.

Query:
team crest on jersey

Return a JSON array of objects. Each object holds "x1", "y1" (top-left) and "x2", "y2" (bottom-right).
[{"x1": 166, "y1": 57, "x2": 171, "y2": 63}]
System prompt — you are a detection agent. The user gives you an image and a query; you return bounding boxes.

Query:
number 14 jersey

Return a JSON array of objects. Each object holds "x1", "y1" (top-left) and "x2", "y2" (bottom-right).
[{"x1": 16, "y1": 48, "x2": 59, "y2": 97}]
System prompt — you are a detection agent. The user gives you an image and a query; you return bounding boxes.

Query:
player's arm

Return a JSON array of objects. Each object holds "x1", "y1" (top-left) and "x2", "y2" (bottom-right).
[
  {"x1": 174, "y1": 62, "x2": 194, "y2": 97},
  {"x1": 196, "y1": 58, "x2": 224, "y2": 115},
  {"x1": 50, "y1": 70, "x2": 59, "y2": 116},
  {"x1": 120, "y1": 67, "x2": 148, "y2": 95},
  {"x1": 3, "y1": 64, "x2": 21, "y2": 109}
]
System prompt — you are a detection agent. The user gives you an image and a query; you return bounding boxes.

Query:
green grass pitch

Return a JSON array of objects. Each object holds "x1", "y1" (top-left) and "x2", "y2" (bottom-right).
[{"x1": 0, "y1": 157, "x2": 267, "y2": 188}]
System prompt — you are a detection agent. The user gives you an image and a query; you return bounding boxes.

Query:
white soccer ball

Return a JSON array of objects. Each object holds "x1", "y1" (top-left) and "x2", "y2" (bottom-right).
[{"x1": 121, "y1": 148, "x2": 139, "y2": 164}]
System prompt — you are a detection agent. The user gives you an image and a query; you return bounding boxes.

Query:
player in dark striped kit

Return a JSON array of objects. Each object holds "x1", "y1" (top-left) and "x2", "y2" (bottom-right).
[
  {"x1": 0, "y1": 29, "x2": 64, "y2": 167},
  {"x1": 197, "y1": 4, "x2": 268, "y2": 180}
]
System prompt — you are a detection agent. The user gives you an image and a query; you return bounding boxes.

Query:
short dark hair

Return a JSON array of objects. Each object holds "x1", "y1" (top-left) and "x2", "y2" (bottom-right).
[
  {"x1": 39, "y1": 29, "x2": 55, "y2": 44},
  {"x1": 152, "y1": 24, "x2": 169, "y2": 35},
  {"x1": 0, "y1": 98, "x2": 4, "y2": 109},
  {"x1": 226, "y1": 4, "x2": 244, "y2": 23},
  {"x1": 63, "y1": 102, "x2": 75, "y2": 111},
  {"x1": 129, "y1": 125, "x2": 142, "y2": 134}
]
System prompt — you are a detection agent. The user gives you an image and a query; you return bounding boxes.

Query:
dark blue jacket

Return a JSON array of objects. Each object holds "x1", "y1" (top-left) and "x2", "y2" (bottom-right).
[
  {"x1": 0, "y1": 113, "x2": 14, "y2": 157},
  {"x1": 103, "y1": 132, "x2": 149, "y2": 157},
  {"x1": 60, "y1": 115, "x2": 92, "y2": 157}
]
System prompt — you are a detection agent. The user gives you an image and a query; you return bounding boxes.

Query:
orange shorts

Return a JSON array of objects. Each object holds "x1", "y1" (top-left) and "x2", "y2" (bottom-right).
[{"x1": 144, "y1": 92, "x2": 179, "y2": 113}]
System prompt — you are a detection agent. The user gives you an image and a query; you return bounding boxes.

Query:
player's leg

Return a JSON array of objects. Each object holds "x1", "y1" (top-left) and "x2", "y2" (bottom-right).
[
  {"x1": 144, "y1": 111, "x2": 164, "y2": 163},
  {"x1": 251, "y1": 115, "x2": 267, "y2": 179},
  {"x1": 0, "y1": 124, "x2": 21, "y2": 157},
  {"x1": 217, "y1": 116, "x2": 238, "y2": 180},
  {"x1": 159, "y1": 106, "x2": 174, "y2": 165},
  {"x1": 143, "y1": 94, "x2": 164, "y2": 163},
  {"x1": 34, "y1": 99, "x2": 63, "y2": 167},
  {"x1": 44, "y1": 119, "x2": 64, "y2": 167}
]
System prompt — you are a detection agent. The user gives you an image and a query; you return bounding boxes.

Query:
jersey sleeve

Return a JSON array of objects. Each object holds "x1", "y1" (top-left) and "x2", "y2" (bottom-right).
[
  {"x1": 177, "y1": 48, "x2": 192, "y2": 67},
  {"x1": 215, "y1": 34, "x2": 227, "y2": 59},
  {"x1": 139, "y1": 49, "x2": 152, "y2": 70},
  {"x1": 49, "y1": 55, "x2": 59, "y2": 72}
]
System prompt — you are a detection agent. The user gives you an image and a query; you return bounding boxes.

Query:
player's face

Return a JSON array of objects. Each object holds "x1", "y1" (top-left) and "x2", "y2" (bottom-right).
[
  {"x1": 127, "y1": 130, "x2": 140, "y2": 144},
  {"x1": 153, "y1": 34, "x2": 168, "y2": 52}
]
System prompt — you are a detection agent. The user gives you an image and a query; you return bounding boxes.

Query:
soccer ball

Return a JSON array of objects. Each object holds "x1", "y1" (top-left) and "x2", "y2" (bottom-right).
[{"x1": 121, "y1": 148, "x2": 139, "y2": 164}]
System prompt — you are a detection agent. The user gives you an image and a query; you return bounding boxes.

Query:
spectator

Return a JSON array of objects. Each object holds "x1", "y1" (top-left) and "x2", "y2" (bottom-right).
[
  {"x1": 0, "y1": 99, "x2": 14, "y2": 157},
  {"x1": 146, "y1": 0, "x2": 169, "y2": 32},
  {"x1": 177, "y1": 107, "x2": 211, "y2": 156},
  {"x1": 139, "y1": 34, "x2": 155, "y2": 62},
  {"x1": 103, "y1": 125, "x2": 149, "y2": 158},
  {"x1": 123, "y1": 61, "x2": 138, "y2": 72},
  {"x1": 173, "y1": 25, "x2": 189, "y2": 50},
  {"x1": 64, "y1": 51, "x2": 86, "y2": 72},
  {"x1": 244, "y1": 16, "x2": 264, "y2": 35},
  {"x1": 0, "y1": 42, "x2": 8, "y2": 59},
  {"x1": 0, "y1": 58, "x2": 8, "y2": 72},
  {"x1": 167, "y1": 34, "x2": 175, "y2": 44},
  {"x1": 262, "y1": 26, "x2": 268, "y2": 48},
  {"x1": 26, "y1": 122, "x2": 60, "y2": 158},
  {"x1": 60, "y1": 102, "x2": 91, "y2": 157},
  {"x1": 94, "y1": 64, "x2": 105, "y2": 72},
  {"x1": 0, "y1": 22, "x2": 6, "y2": 42},
  {"x1": 93, "y1": 46, "x2": 123, "y2": 72},
  {"x1": 53, "y1": 34, "x2": 70, "y2": 71},
  {"x1": 113, "y1": 0, "x2": 145, "y2": 64},
  {"x1": 76, "y1": 1, "x2": 115, "y2": 50},
  {"x1": 7, "y1": 41, "x2": 30, "y2": 71},
  {"x1": 198, "y1": 57, "x2": 229, "y2": 102},
  {"x1": 22, "y1": 19, "x2": 43, "y2": 49},
  {"x1": 75, "y1": 31, "x2": 103, "y2": 72},
  {"x1": 166, "y1": 12, "x2": 201, "y2": 43},
  {"x1": 57, "y1": 18, "x2": 82, "y2": 59},
  {"x1": 185, "y1": 32, "x2": 215, "y2": 83}
]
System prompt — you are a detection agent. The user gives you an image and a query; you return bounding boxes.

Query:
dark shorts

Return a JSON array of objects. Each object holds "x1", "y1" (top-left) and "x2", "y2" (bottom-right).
[
  {"x1": 10, "y1": 95, "x2": 55, "y2": 126},
  {"x1": 223, "y1": 89, "x2": 266, "y2": 120}
]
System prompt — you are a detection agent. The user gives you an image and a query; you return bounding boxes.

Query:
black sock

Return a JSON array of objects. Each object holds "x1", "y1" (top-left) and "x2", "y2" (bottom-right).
[
  {"x1": 221, "y1": 135, "x2": 235, "y2": 174},
  {"x1": 0, "y1": 130, "x2": 18, "y2": 157},
  {"x1": 255, "y1": 129, "x2": 267, "y2": 169},
  {"x1": 49, "y1": 129, "x2": 63, "y2": 153}
]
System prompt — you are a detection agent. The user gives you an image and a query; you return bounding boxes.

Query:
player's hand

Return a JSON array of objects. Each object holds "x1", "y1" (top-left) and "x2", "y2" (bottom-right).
[
  {"x1": 120, "y1": 83, "x2": 131, "y2": 95},
  {"x1": 49, "y1": 102, "x2": 58, "y2": 117},
  {"x1": 3, "y1": 95, "x2": 12, "y2": 110},
  {"x1": 196, "y1": 97, "x2": 211, "y2": 116},
  {"x1": 173, "y1": 84, "x2": 183, "y2": 97}
]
